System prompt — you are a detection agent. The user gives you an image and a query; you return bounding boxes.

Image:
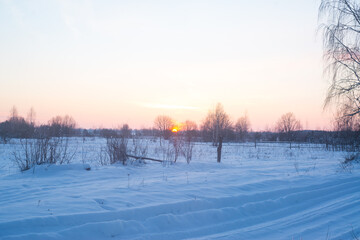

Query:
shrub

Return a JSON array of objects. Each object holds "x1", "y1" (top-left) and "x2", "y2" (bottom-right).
[
  {"x1": 105, "y1": 137, "x2": 128, "y2": 165},
  {"x1": 182, "y1": 141, "x2": 194, "y2": 164},
  {"x1": 12, "y1": 137, "x2": 75, "y2": 171}
]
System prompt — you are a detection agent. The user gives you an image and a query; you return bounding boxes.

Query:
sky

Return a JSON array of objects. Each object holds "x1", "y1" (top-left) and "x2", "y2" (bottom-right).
[{"x1": 0, "y1": 0, "x2": 332, "y2": 130}]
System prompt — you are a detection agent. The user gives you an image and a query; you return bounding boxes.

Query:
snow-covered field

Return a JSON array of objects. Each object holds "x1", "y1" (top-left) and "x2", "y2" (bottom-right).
[{"x1": 0, "y1": 138, "x2": 359, "y2": 240}]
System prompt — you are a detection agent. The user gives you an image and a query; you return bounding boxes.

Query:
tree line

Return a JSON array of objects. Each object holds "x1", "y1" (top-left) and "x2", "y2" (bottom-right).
[
  {"x1": 0, "y1": 106, "x2": 76, "y2": 143},
  {"x1": 3, "y1": 103, "x2": 360, "y2": 170},
  {"x1": 153, "y1": 103, "x2": 303, "y2": 145},
  {"x1": 2, "y1": 104, "x2": 360, "y2": 149}
]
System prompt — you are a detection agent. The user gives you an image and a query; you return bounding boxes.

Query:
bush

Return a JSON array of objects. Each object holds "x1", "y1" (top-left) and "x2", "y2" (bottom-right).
[
  {"x1": 182, "y1": 141, "x2": 194, "y2": 164},
  {"x1": 105, "y1": 137, "x2": 128, "y2": 165},
  {"x1": 344, "y1": 153, "x2": 360, "y2": 164},
  {"x1": 129, "y1": 137, "x2": 148, "y2": 160},
  {"x1": 12, "y1": 137, "x2": 75, "y2": 171}
]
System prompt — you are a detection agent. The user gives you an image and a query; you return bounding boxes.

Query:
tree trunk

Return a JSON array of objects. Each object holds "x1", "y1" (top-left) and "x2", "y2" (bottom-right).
[{"x1": 217, "y1": 136, "x2": 223, "y2": 163}]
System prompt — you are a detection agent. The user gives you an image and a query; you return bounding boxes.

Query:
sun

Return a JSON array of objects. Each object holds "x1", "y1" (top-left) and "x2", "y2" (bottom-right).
[{"x1": 171, "y1": 121, "x2": 182, "y2": 133}]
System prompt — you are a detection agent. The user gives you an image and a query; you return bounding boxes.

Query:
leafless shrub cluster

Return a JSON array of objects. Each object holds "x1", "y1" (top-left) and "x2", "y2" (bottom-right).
[
  {"x1": 12, "y1": 137, "x2": 75, "y2": 171},
  {"x1": 337, "y1": 152, "x2": 360, "y2": 173},
  {"x1": 339, "y1": 160, "x2": 355, "y2": 173},
  {"x1": 345, "y1": 153, "x2": 359, "y2": 163},
  {"x1": 99, "y1": 146, "x2": 109, "y2": 166},
  {"x1": 100, "y1": 135, "x2": 151, "y2": 166},
  {"x1": 105, "y1": 137, "x2": 128, "y2": 165},
  {"x1": 129, "y1": 137, "x2": 148, "y2": 159},
  {"x1": 154, "y1": 142, "x2": 175, "y2": 166},
  {"x1": 171, "y1": 137, "x2": 181, "y2": 163},
  {"x1": 153, "y1": 136, "x2": 195, "y2": 164},
  {"x1": 181, "y1": 141, "x2": 194, "y2": 164}
]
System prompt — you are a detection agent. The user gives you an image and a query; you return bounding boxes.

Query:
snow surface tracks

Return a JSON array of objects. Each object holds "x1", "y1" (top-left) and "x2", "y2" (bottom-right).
[{"x1": 1, "y1": 176, "x2": 360, "y2": 239}]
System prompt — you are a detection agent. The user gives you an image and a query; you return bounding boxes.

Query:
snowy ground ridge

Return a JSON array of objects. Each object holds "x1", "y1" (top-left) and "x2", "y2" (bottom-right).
[
  {"x1": 1, "y1": 176, "x2": 360, "y2": 239},
  {"x1": 1, "y1": 140, "x2": 360, "y2": 239}
]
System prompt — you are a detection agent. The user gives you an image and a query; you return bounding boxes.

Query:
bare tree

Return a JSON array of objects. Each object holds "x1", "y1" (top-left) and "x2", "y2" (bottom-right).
[
  {"x1": 9, "y1": 106, "x2": 19, "y2": 120},
  {"x1": 202, "y1": 103, "x2": 232, "y2": 147},
  {"x1": 276, "y1": 112, "x2": 302, "y2": 145},
  {"x1": 120, "y1": 123, "x2": 131, "y2": 138},
  {"x1": 26, "y1": 107, "x2": 36, "y2": 126},
  {"x1": 62, "y1": 115, "x2": 76, "y2": 129},
  {"x1": 154, "y1": 115, "x2": 173, "y2": 144},
  {"x1": 48, "y1": 115, "x2": 76, "y2": 137},
  {"x1": 276, "y1": 112, "x2": 302, "y2": 134},
  {"x1": 201, "y1": 113, "x2": 214, "y2": 142},
  {"x1": 235, "y1": 114, "x2": 251, "y2": 142},
  {"x1": 331, "y1": 104, "x2": 360, "y2": 150},
  {"x1": 182, "y1": 120, "x2": 197, "y2": 142},
  {"x1": 183, "y1": 120, "x2": 197, "y2": 132},
  {"x1": 202, "y1": 103, "x2": 232, "y2": 163},
  {"x1": 333, "y1": 107, "x2": 355, "y2": 132},
  {"x1": 319, "y1": 0, "x2": 360, "y2": 117}
]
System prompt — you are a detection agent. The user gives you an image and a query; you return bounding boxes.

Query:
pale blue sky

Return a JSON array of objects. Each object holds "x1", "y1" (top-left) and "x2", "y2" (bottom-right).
[{"x1": 0, "y1": 0, "x2": 330, "y2": 129}]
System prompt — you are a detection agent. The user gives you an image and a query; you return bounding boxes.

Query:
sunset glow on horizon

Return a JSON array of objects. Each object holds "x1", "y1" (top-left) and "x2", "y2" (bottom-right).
[{"x1": 0, "y1": 0, "x2": 332, "y2": 130}]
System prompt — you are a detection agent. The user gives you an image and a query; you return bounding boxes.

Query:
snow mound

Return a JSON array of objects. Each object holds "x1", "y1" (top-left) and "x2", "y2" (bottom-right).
[{"x1": 26, "y1": 164, "x2": 91, "y2": 175}]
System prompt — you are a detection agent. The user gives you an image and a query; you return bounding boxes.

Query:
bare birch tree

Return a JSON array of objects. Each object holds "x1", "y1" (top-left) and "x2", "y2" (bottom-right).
[{"x1": 319, "y1": 0, "x2": 360, "y2": 117}]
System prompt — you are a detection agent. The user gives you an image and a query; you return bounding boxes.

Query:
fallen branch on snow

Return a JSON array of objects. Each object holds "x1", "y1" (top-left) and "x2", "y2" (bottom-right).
[{"x1": 126, "y1": 154, "x2": 163, "y2": 163}]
